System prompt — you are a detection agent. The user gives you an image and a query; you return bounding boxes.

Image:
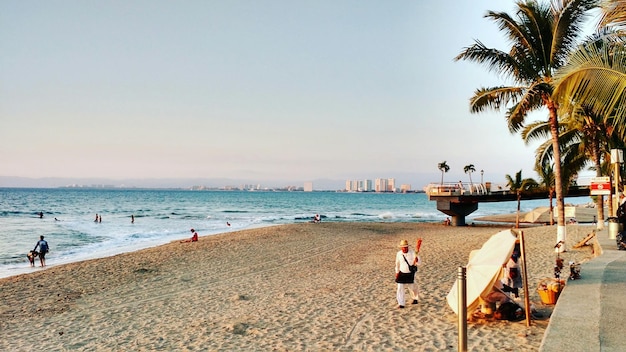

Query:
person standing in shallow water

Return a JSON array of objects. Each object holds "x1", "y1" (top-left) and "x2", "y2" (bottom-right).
[{"x1": 33, "y1": 235, "x2": 49, "y2": 267}]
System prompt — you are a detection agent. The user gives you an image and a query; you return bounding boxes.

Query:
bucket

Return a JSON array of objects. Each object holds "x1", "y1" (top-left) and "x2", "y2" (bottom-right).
[
  {"x1": 537, "y1": 278, "x2": 565, "y2": 305},
  {"x1": 608, "y1": 217, "x2": 619, "y2": 240}
]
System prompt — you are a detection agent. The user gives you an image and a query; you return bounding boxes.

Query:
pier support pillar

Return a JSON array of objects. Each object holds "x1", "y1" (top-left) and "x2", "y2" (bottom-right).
[{"x1": 436, "y1": 200, "x2": 478, "y2": 226}]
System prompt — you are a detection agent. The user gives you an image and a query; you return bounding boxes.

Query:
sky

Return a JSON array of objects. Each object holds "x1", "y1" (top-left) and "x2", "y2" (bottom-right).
[{"x1": 0, "y1": 1, "x2": 600, "y2": 189}]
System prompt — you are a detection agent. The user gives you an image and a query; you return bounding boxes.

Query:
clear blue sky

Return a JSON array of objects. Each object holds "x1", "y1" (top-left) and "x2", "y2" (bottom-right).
[{"x1": 0, "y1": 1, "x2": 598, "y2": 188}]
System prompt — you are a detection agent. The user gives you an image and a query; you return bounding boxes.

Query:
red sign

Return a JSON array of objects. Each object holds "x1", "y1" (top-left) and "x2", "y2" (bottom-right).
[{"x1": 591, "y1": 177, "x2": 611, "y2": 195}]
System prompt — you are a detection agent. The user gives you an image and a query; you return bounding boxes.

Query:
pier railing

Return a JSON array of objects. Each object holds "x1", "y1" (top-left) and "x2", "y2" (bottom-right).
[{"x1": 425, "y1": 183, "x2": 497, "y2": 196}]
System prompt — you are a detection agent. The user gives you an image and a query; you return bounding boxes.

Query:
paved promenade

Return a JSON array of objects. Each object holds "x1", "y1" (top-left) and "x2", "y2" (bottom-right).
[{"x1": 540, "y1": 227, "x2": 626, "y2": 351}]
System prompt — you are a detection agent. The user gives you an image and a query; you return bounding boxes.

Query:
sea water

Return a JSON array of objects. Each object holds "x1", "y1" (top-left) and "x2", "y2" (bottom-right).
[{"x1": 0, "y1": 188, "x2": 592, "y2": 278}]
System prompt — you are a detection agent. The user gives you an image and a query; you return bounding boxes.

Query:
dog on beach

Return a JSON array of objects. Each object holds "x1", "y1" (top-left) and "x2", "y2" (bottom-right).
[{"x1": 27, "y1": 250, "x2": 39, "y2": 267}]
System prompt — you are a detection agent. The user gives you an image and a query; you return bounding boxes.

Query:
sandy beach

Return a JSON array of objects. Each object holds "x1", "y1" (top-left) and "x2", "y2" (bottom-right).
[{"x1": 0, "y1": 222, "x2": 597, "y2": 351}]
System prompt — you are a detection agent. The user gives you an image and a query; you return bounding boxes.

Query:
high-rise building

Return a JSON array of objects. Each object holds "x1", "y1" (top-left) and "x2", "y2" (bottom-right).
[
  {"x1": 375, "y1": 178, "x2": 388, "y2": 192},
  {"x1": 387, "y1": 178, "x2": 396, "y2": 192},
  {"x1": 363, "y1": 179, "x2": 372, "y2": 192},
  {"x1": 304, "y1": 182, "x2": 313, "y2": 192}
]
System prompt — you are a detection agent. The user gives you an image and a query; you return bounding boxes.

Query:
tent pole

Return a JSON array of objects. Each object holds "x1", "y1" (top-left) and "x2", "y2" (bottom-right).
[{"x1": 519, "y1": 230, "x2": 531, "y2": 327}]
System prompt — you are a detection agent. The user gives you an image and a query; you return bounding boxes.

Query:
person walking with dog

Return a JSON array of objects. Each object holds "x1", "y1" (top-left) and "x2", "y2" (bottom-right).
[
  {"x1": 395, "y1": 239, "x2": 421, "y2": 308},
  {"x1": 33, "y1": 235, "x2": 49, "y2": 267}
]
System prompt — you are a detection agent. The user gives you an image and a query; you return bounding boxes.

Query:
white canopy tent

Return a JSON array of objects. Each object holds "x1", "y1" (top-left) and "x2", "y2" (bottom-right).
[{"x1": 446, "y1": 229, "x2": 518, "y2": 315}]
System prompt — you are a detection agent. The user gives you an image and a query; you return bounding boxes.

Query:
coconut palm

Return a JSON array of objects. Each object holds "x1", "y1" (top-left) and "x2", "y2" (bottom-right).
[
  {"x1": 553, "y1": 29, "x2": 626, "y2": 135},
  {"x1": 506, "y1": 170, "x2": 540, "y2": 228},
  {"x1": 598, "y1": 0, "x2": 626, "y2": 29},
  {"x1": 522, "y1": 104, "x2": 621, "y2": 226},
  {"x1": 455, "y1": 0, "x2": 597, "y2": 246},
  {"x1": 438, "y1": 161, "x2": 450, "y2": 185},
  {"x1": 464, "y1": 164, "x2": 476, "y2": 187}
]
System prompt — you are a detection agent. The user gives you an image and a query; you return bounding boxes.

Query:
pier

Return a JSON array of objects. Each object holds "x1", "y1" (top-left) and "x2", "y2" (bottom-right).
[{"x1": 425, "y1": 183, "x2": 591, "y2": 226}]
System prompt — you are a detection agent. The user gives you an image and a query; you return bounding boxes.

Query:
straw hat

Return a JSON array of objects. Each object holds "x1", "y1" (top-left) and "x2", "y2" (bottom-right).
[{"x1": 399, "y1": 239, "x2": 409, "y2": 248}]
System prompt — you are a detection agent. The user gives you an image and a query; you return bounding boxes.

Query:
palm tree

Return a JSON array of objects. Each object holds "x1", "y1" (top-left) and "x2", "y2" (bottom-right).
[
  {"x1": 553, "y1": 29, "x2": 626, "y2": 135},
  {"x1": 552, "y1": 1, "x2": 626, "y2": 134},
  {"x1": 505, "y1": 170, "x2": 540, "y2": 228},
  {"x1": 455, "y1": 0, "x2": 597, "y2": 247},
  {"x1": 522, "y1": 105, "x2": 614, "y2": 227},
  {"x1": 464, "y1": 164, "x2": 476, "y2": 187},
  {"x1": 535, "y1": 162, "x2": 556, "y2": 225},
  {"x1": 438, "y1": 161, "x2": 450, "y2": 185},
  {"x1": 598, "y1": 0, "x2": 626, "y2": 29}
]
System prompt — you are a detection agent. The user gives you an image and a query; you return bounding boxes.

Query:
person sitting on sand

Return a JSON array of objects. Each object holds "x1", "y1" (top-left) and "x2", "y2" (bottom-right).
[
  {"x1": 313, "y1": 214, "x2": 321, "y2": 223},
  {"x1": 483, "y1": 281, "x2": 512, "y2": 309},
  {"x1": 181, "y1": 228, "x2": 198, "y2": 243}
]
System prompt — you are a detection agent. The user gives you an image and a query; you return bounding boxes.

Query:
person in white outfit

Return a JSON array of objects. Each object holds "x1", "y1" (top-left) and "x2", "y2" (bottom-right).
[{"x1": 395, "y1": 239, "x2": 421, "y2": 308}]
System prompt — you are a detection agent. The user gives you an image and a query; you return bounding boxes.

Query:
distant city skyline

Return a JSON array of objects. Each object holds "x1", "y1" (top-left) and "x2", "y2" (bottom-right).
[{"x1": 344, "y1": 178, "x2": 414, "y2": 192}]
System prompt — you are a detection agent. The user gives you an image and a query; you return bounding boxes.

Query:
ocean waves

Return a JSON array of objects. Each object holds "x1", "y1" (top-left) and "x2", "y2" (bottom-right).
[{"x1": 0, "y1": 188, "x2": 592, "y2": 278}]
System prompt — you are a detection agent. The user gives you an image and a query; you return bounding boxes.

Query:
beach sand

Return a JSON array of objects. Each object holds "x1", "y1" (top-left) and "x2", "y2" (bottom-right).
[{"x1": 0, "y1": 222, "x2": 597, "y2": 351}]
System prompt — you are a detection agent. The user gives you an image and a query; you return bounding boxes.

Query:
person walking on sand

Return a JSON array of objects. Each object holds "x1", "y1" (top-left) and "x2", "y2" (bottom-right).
[
  {"x1": 33, "y1": 235, "x2": 49, "y2": 267},
  {"x1": 395, "y1": 239, "x2": 421, "y2": 308}
]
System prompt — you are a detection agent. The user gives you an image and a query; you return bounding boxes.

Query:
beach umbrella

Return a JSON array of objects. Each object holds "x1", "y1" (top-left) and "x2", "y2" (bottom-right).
[
  {"x1": 522, "y1": 206, "x2": 552, "y2": 223},
  {"x1": 446, "y1": 229, "x2": 517, "y2": 315}
]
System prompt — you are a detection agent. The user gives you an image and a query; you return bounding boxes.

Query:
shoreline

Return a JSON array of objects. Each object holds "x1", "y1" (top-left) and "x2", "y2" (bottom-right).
[{"x1": 0, "y1": 222, "x2": 596, "y2": 351}]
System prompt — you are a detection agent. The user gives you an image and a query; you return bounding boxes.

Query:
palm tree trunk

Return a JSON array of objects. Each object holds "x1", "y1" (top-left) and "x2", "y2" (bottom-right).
[
  {"x1": 548, "y1": 102, "x2": 566, "y2": 251},
  {"x1": 594, "y1": 148, "x2": 604, "y2": 230},
  {"x1": 607, "y1": 151, "x2": 615, "y2": 218}
]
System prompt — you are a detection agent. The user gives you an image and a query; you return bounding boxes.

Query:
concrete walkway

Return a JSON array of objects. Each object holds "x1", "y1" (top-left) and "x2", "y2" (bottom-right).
[{"x1": 540, "y1": 228, "x2": 626, "y2": 351}]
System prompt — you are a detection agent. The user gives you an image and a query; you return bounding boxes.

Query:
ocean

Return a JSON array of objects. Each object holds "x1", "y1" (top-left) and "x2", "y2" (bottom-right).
[{"x1": 0, "y1": 188, "x2": 592, "y2": 278}]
